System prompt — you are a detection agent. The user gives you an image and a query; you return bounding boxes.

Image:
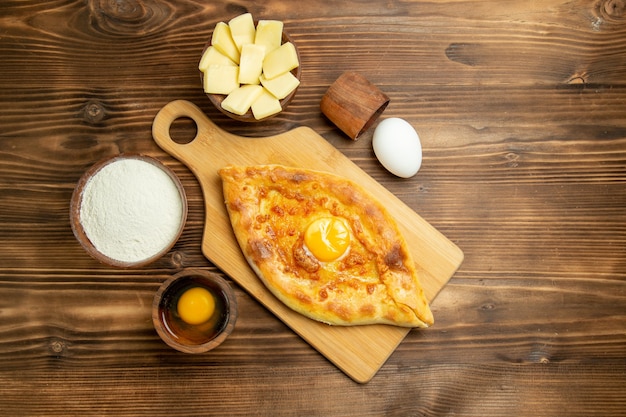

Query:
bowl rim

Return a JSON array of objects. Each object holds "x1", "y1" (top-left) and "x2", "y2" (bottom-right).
[
  {"x1": 152, "y1": 269, "x2": 239, "y2": 354},
  {"x1": 200, "y1": 24, "x2": 301, "y2": 122},
  {"x1": 69, "y1": 153, "x2": 188, "y2": 268}
]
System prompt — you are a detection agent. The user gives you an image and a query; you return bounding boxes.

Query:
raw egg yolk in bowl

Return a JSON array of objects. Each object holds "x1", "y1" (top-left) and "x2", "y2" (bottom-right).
[{"x1": 177, "y1": 287, "x2": 216, "y2": 325}]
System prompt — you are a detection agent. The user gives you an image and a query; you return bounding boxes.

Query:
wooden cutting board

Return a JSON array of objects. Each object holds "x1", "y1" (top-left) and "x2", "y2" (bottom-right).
[{"x1": 152, "y1": 100, "x2": 463, "y2": 383}]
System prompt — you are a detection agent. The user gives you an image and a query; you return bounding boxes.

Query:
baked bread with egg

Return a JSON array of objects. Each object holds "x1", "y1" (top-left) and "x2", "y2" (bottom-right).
[{"x1": 219, "y1": 164, "x2": 433, "y2": 327}]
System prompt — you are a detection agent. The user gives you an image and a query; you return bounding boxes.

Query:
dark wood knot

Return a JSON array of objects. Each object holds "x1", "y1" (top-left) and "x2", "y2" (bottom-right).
[
  {"x1": 445, "y1": 43, "x2": 481, "y2": 67},
  {"x1": 49, "y1": 339, "x2": 66, "y2": 356},
  {"x1": 101, "y1": 0, "x2": 147, "y2": 21},
  {"x1": 87, "y1": 0, "x2": 173, "y2": 37},
  {"x1": 82, "y1": 100, "x2": 106, "y2": 124},
  {"x1": 593, "y1": 0, "x2": 626, "y2": 25},
  {"x1": 505, "y1": 152, "x2": 519, "y2": 168},
  {"x1": 170, "y1": 251, "x2": 185, "y2": 268},
  {"x1": 604, "y1": 0, "x2": 625, "y2": 17}
]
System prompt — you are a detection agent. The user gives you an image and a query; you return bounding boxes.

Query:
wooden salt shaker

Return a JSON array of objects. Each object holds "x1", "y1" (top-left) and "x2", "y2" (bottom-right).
[{"x1": 320, "y1": 71, "x2": 390, "y2": 140}]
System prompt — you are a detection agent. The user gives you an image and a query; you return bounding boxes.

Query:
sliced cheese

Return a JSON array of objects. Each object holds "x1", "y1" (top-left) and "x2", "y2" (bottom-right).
[
  {"x1": 199, "y1": 46, "x2": 236, "y2": 71},
  {"x1": 255, "y1": 20, "x2": 283, "y2": 54},
  {"x1": 204, "y1": 14, "x2": 299, "y2": 118},
  {"x1": 238, "y1": 44, "x2": 265, "y2": 85},
  {"x1": 259, "y1": 71, "x2": 300, "y2": 100},
  {"x1": 228, "y1": 13, "x2": 255, "y2": 52},
  {"x1": 221, "y1": 84, "x2": 264, "y2": 115},
  {"x1": 203, "y1": 65, "x2": 239, "y2": 95},
  {"x1": 263, "y1": 42, "x2": 299, "y2": 80},
  {"x1": 251, "y1": 89, "x2": 283, "y2": 120},
  {"x1": 212, "y1": 22, "x2": 240, "y2": 64}
]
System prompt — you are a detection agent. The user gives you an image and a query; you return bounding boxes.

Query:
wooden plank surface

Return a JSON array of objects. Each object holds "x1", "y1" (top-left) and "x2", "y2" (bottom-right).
[
  {"x1": 152, "y1": 99, "x2": 463, "y2": 383},
  {"x1": 1, "y1": 0, "x2": 625, "y2": 415}
]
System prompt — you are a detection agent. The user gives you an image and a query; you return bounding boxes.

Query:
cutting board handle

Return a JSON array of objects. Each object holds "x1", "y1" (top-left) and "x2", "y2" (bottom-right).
[{"x1": 151, "y1": 100, "x2": 235, "y2": 161}]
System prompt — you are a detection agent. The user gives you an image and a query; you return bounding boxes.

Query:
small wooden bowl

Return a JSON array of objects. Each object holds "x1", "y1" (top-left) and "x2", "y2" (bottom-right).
[
  {"x1": 200, "y1": 27, "x2": 301, "y2": 122},
  {"x1": 70, "y1": 154, "x2": 187, "y2": 268},
  {"x1": 152, "y1": 269, "x2": 238, "y2": 354}
]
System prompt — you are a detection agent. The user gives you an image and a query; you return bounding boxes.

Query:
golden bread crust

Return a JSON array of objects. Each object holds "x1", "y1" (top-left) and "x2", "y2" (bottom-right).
[{"x1": 219, "y1": 164, "x2": 433, "y2": 327}]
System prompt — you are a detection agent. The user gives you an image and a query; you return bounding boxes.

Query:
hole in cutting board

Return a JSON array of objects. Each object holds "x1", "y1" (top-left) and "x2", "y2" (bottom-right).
[{"x1": 169, "y1": 117, "x2": 197, "y2": 144}]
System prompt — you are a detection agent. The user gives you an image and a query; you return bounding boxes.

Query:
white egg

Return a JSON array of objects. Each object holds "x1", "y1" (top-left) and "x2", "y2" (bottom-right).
[{"x1": 372, "y1": 118, "x2": 422, "y2": 178}]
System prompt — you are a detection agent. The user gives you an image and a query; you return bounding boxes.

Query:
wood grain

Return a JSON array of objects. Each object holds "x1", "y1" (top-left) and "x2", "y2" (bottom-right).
[{"x1": 1, "y1": 0, "x2": 625, "y2": 415}]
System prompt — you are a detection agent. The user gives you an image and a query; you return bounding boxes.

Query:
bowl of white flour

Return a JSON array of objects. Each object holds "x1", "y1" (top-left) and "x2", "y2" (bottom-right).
[{"x1": 70, "y1": 154, "x2": 187, "y2": 268}]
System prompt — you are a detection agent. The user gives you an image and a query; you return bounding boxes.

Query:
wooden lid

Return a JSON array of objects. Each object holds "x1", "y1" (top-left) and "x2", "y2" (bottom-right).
[{"x1": 320, "y1": 71, "x2": 390, "y2": 140}]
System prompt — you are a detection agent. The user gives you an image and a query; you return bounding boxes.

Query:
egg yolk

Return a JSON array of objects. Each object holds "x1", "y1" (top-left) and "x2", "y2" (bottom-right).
[
  {"x1": 177, "y1": 287, "x2": 215, "y2": 325},
  {"x1": 304, "y1": 217, "x2": 350, "y2": 262}
]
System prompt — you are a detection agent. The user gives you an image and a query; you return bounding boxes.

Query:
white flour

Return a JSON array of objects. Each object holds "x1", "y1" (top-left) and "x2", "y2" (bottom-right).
[{"x1": 79, "y1": 158, "x2": 184, "y2": 263}]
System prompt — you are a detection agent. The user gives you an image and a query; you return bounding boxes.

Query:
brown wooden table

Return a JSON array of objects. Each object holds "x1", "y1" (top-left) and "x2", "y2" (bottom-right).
[{"x1": 1, "y1": 1, "x2": 625, "y2": 415}]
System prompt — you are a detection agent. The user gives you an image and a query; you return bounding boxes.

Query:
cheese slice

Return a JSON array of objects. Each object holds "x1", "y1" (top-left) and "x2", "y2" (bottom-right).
[
  {"x1": 238, "y1": 44, "x2": 265, "y2": 85},
  {"x1": 259, "y1": 71, "x2": 300, "y2": 100},
  {"x1": 203, "y1": 65, "x2": 239, "y2": 95},
  {"x1": 212, "y1": 22, "x2": 240, "y2": 64},
  {"x1": 199, "y1": 46, "x2": 237, "y2": 71},
  {"x1": 229, "y1": 13, "x2": 255, "y2": 51},
  {"x1": 255, "y1": 20, "x2": 283, "y2": 54},
  {"x1": 221, "y1": 84, "x2": 264, "y2": 115},
  {"x1": 251, "y1": 89, "x2": 282, "y2": 120},
  {"x1": 263, "y1": 42, "x2": 299, "y2": 80}
]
